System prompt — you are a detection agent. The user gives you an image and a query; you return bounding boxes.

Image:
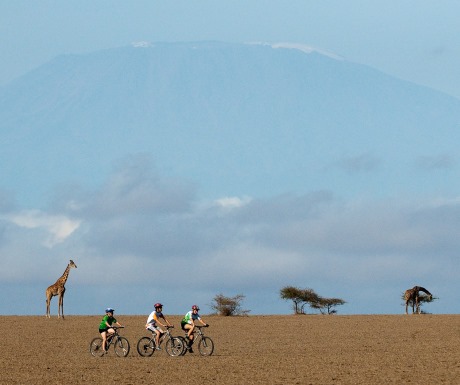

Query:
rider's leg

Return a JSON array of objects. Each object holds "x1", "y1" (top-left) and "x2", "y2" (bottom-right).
[
  {"x1": 184, "y1": 324, "x2": 195, "y2": 349},
  {"x1": 185, "y1": 324, "x2": 195, "y2": 340},
  {"x1": 101, "y1": 330, "x2": 108, "y2": 352},
  {"x1": 154, "y1": 328, "x2": 161, "y2": 347}
]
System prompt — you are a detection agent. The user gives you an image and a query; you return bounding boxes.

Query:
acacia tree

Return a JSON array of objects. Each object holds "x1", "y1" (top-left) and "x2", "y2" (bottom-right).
[
  {"x1": 310, "y1": 297, "x2": 346, "y2": 315},
  {"x1": 280, "y1": 286, "x2": 345, "y2": 315},
  {"x1": 210, "y1": 293, "x2": 250, "y2": 316},
  {"x1": 280, "y1": 286, "x2": 321, "y2": 314},
  {"x1": 280, "y1": 286, "x2": 304, "y2": 314}
]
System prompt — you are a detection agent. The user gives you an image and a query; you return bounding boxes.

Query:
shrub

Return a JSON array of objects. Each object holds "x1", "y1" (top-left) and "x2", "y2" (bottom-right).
[{"x1": 210, "y1": 293, "x2": 250, "y2": 316}]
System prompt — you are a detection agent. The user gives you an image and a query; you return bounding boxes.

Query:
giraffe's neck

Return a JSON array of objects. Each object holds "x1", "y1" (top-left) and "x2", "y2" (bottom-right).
[
  {"x1": 418, "y1": 287, "x2": 431, "y2": 296},
  {"x1": 55, "y1": 264, "x2": 71, "y2": 286}
]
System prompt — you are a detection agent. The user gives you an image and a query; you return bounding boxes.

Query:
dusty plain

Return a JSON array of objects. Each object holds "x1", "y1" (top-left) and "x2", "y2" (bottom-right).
[{"x1": 1, "y1": 314, "x2": 459, "y2": 385}]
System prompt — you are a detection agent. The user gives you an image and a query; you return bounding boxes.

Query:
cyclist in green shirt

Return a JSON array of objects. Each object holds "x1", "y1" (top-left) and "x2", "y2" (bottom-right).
[
  {"x1": 98, "y1": 307, "x2": 123, "y2": 353},
  {"x1": 181, "y1": 305, "x2": 208, "y2": 353}
]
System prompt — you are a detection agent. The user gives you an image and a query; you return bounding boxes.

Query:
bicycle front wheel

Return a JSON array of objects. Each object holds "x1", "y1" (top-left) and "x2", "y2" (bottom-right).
[
  {"x1": 165, "y1": 337, "x2": 186, "y2": 357},
  {"x1": 137, "y1": 337, "x2": 155, "y2": 357},
  {"x1": 114, "y1": 336, "x2": 130, "y2": 357},
  {"x1": 198, "y1": 336, "x2": 214, "y2": 356},
  {"x1": 89, "y1": 337, "x2": 105, "y2": 357}
]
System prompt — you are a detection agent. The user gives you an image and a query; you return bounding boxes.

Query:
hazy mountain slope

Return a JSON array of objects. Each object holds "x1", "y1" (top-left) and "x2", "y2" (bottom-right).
[{"x1": 1, "y1": 41, "x2": 460, "y2": 205}]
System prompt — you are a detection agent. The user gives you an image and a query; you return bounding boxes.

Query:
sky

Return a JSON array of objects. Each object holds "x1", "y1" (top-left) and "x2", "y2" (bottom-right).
[{"x1": 1, "y1": 1, "x2": 460, "y2": 316}]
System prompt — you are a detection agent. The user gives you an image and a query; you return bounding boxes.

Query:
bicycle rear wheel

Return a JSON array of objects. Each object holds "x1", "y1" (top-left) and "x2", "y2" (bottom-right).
[
  {"x1": 137, "y1": 337, "x2": 155, "y2": 357},
  {"x1": 198, "y1": 336, "x2": 214, "y2": 356},
  {"x1": 89, "y1": 337, "x2": 105, "y2": 357},
  {"x1": 114, "y1": 336, "x2": 130, "y2": 357},
  {"x1": 165, "y1": 337, "x2": 185, "y2": 357}
]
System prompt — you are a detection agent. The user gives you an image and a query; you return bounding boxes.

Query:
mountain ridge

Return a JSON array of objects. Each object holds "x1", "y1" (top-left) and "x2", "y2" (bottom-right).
[{"x1": 1, "y1": 41, "x2": 460, "y2": 207}]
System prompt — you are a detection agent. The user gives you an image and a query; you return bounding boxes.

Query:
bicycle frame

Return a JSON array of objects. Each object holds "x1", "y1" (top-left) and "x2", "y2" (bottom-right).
[
  {"x1": 105, "y1": 328, "x2": 119, "y2": 348},
  {"x1": 152, "y1": 326, "x2": 175, "y2": 346},
  {"x1": 183, "y1": 325, "x2": 214, "y2": 356},
  {"x1": 137, "y1": 326, "x2": 185, "y2": 357}
]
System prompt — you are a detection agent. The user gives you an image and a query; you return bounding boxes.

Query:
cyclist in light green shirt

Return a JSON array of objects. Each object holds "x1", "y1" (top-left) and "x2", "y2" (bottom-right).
[{"x1": 181, "y1": 305, "x2": 208, "y2": 353}]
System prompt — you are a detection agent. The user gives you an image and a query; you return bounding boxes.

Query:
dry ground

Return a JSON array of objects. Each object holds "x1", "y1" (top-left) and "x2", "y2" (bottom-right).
[{"x1": 1, "y1": 314, "x2": 459, "y2": 384}]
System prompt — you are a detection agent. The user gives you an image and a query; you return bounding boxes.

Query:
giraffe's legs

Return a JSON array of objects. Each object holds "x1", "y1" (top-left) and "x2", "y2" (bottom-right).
[
  {"x1": 46, "y1": 297, "x2": 50, "y2": 318},
  {"x1": 46, "y1": 292, "x2": 53, "y2": 318},
  {"x1": 58, "y1": 293, "x2": 65, "y2": 319},
  {"x1": 61, "y1": 294, "x2": 65, "y2": 320}
]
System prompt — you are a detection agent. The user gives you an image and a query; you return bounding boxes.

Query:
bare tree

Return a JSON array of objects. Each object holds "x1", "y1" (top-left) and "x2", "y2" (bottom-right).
[{"x1": 210, "y1": 293, "x2": 250, "y2": 316}]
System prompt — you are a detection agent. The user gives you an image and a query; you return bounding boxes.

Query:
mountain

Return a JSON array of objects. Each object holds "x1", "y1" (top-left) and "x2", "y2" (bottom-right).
[{"x1": 1, "y1": 41, "x2": 460, "y2": 206}]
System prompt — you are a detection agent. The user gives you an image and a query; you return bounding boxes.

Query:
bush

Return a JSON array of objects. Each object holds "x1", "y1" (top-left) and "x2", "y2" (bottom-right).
[{"x1": 210, "y1": 293, "x2": 250, "y2": 316}]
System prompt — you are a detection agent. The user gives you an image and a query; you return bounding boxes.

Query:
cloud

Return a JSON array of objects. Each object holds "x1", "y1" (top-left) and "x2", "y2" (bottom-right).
[
  {"x1": 1, "y1": 156, "x2": 460, "y2": 314},
  {"x1": 2, "y1": 210, "x2": 81, "y2": 247},
  {"x1": 53, "y1": 154, "x2": 195, "y2": 219},
  {"x1": 334, "y1": 153, "x2": 381, "y2": 173},
  {"x1": 415, "y1": 154, "x2": 455, "y2": 170},
  {"x1": 0, "y1": 188, "x2": 16, "y2": 212},
  {"x1": 214, "y1": 196, "x2": 252, "y2": 210}
]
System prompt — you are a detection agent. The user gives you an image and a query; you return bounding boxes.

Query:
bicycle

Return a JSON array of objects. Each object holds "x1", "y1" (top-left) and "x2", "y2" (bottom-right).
[
  {"x1": 89, "y1": 326, "x2": 130, "y2": 357},
  {"x1": 183, "y1": 325, "x2": 214, "y2": 356},
  {"x1": 137, "y1": 326, "x2": 186, "y2": 357}
]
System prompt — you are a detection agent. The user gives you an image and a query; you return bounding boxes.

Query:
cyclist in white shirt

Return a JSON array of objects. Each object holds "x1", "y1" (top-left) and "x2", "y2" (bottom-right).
[{"x1": 145, "y1": 303, "x2": 173, "y2": 350}]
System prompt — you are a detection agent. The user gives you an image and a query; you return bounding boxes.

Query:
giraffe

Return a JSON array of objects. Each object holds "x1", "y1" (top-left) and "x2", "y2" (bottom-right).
[
  {"x1": 45, "y1": 259, "x2": 77, "y2": 319},
  {"x1": 404, "y1": 286, "x2": 432, "y2": 314}
]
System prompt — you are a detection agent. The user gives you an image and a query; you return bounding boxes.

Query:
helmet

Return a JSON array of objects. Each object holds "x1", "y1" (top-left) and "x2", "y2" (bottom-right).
[
  {"x1": 192, "y1": 305, "x2": 200, "y2": 310},
  {"x1": 154, "y1": 303, "x2": 163, "y2": 309},
  {"x1": 105, "y1": 308, "x2": 114, "y2": 313}
]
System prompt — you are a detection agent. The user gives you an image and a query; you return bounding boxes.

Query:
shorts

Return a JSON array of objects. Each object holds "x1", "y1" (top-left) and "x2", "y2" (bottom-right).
[
  {"x1": 146, "y1": 324, "x2": 161, "y2": 333},
  {"x1": 181, "y1": 321, "x2": 190, "y2": 330},
  {"x1": 99, "y1": 328, "x2": 108, "y2": 333}
]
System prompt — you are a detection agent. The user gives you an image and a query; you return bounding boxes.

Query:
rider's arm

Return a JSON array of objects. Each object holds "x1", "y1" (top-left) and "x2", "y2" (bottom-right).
[
  {"x1": 163, "y1": 316, "x2": 173, "y2": 327},
  {"x1": 153, "y1": 313, "x2": 165, "y2": 327},
  {"x1": 197, "y1": 316, "x2": 207, "y2": 326}
]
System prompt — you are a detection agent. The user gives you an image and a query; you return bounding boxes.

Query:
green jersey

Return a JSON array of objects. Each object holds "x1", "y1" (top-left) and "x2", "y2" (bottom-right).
[
  {"x1": 182, "y1": 310, "x2": 200, "y2": 324},
  {"x1": 99, "y1": 315, "x2": 116, "y2": 329}
]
